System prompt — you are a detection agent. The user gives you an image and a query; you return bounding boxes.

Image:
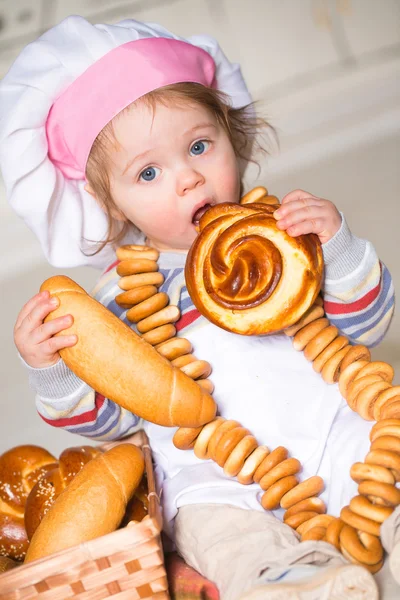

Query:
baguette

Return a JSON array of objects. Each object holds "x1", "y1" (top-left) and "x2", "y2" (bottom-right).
[
  {"x1": 40, "y1": 276, "x2": 216, "y2": 427},
  {"x1": 24, "y1": 444, "x2": 144, "y2": 562}
]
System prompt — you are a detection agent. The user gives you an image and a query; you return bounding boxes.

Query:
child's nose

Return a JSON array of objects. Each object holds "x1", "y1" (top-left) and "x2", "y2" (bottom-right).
[{"x1": 176, "y1": 168, "x2": 205, "y2": 196}]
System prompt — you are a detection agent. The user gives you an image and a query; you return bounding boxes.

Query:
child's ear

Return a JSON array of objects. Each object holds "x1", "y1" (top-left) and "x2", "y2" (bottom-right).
[{"x1": 84, "y1": 183, "x2": 126, "y2": 222}]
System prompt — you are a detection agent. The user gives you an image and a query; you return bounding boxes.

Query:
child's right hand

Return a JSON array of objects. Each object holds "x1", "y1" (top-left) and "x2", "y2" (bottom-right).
[{"x1": 14, "y1": 290, "x2": 77, "y2": 369}]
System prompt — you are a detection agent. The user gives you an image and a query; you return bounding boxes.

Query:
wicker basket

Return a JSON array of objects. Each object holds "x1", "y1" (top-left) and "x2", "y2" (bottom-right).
[{"x1": 0, "y1": 431, "x2": 170, "y2": 599}]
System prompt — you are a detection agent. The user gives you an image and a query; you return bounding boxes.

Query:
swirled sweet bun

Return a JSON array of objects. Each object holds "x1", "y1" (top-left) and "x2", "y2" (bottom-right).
[{"x1": 185, "y1": 201, "x2": 323, "y2": 335}]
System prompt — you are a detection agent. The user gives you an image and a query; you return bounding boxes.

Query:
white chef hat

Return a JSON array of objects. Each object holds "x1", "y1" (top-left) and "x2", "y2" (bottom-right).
[{"x1": 0, "y1": 15, "x2": 252, "y2": 269}]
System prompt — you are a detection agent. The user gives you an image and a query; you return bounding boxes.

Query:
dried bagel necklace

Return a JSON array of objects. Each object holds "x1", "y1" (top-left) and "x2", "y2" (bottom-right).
[{"x1": 114, "y1": 188, "x2": 399, "y2": 574}]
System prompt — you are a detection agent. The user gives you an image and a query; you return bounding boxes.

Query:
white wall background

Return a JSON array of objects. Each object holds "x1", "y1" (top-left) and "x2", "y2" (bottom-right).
[{"x1": 0, "y1": 0, "x2": 399, "y2": 453}]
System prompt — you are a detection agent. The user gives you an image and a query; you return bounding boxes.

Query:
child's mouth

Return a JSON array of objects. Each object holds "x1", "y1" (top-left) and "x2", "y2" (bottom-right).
[{"x1": 192, "y1": 203, "x2": 213, "y2": 227}]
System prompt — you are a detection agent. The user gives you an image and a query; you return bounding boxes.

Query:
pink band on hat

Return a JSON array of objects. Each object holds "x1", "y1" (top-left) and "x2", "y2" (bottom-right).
[{"x1": 46, "y1": 38, "x2": 216, "y2": 180}]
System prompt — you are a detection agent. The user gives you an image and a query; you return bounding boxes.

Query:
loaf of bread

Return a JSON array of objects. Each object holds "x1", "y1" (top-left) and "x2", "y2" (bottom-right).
[
  {"x1": 40, "y1": 276, "x2": 216, "y2": 428},
  {"x1": 25, "y1": 443, "x2": 144, "y2": 562},
  {"x1": 24, "y1": 445, "x2": 101, "y2": 540},
  {"x1": 0, "y1": 445, "x2": 57, "y2": 561}
]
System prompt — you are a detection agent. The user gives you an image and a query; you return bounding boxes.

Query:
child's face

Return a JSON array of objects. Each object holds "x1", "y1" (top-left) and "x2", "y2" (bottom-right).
[{"x1": 107, "y1": 100, "x2": 241, "y2": 251}]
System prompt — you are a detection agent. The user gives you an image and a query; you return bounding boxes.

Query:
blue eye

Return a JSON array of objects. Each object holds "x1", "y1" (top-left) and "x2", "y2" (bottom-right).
[
  {"x1": 190, "y1": 140, "x2": 210, "y2": 156},
  {"x1": 139, "y1": 166, "x2": 160, "y2": 182}
]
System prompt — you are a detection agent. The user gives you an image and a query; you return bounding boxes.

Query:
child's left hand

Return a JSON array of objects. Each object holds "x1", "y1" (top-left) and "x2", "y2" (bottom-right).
[{"x1": 273, "y1": 189, "x2": 342, "y2": 244}]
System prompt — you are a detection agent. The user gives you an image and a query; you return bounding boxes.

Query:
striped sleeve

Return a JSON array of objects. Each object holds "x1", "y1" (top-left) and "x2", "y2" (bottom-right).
[
  {"x1": 36, "y1": 388, "x2": 142, "y2": 441},
  {"x1": 321, "y1": 214, "x2": 395, "y2": 347}
]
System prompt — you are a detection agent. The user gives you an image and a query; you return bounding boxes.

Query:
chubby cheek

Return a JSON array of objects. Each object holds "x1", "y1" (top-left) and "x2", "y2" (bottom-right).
[
  {"x1": 130, "y1": 197, "x2": 186, "y2": 243},
  {"x1": 213, "y1": 152, "x2": 241, "y2": 203},
  {"x1": 132, "y1": 204, "x2": 172, "y2": 234},
  {"x1": 145, "y1": 210, "x2": 181, "y2": 238}
]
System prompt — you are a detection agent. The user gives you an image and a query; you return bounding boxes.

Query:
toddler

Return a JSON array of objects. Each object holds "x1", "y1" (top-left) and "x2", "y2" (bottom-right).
[{"x1": 0, "y1": 15, "x2": 398, "y2": 600}]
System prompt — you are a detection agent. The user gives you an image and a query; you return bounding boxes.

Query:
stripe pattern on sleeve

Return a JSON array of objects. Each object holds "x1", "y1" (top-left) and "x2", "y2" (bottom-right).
[{"x1": 323, "y1": 261, "x2": 394, "y2": 347}]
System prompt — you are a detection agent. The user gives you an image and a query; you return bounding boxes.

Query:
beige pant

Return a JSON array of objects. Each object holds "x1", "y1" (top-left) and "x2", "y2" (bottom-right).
[
  {"x1": 174, "y1": 504, "x2": 348, "y2": 600},
  {"x1": 174, "y1": 503, "x2": 400, "y2": 600}
]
